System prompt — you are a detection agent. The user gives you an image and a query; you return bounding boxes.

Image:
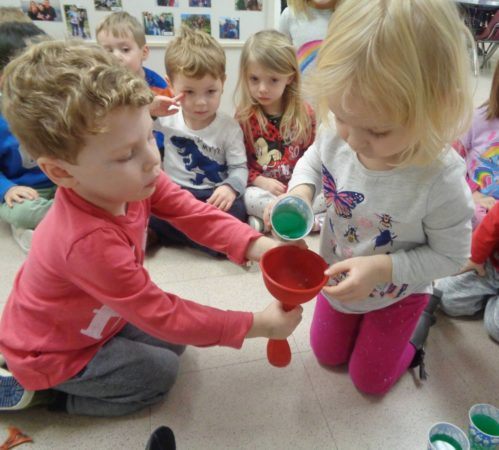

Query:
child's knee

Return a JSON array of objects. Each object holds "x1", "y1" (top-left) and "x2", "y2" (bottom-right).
[
  {"x1": 310, "y1": 340, "x2": 349, "y2": 367},
  {"x1": 146, "y1": 353, "x2": 180, "y2": 394},
  {"x1": 349, "y1": 368, "x2": 392, "y2": 396},
  {"x1": 484, "y1": 298, "x2": 499, "y2": 343}
]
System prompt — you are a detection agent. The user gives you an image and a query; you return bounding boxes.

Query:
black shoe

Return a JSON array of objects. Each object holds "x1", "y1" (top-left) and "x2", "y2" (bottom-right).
[
  {"x1": 408, "y1": 296, "x2": 441, "y2": 381},
  {"x1": 146, "y1": 426, "x2": 176, "y2": 450},
  {"x1": 410, "y1": 296, "x2": 441, "y2": 350},
  {"x1": 425, "y1": 294, "x2": 441, "y2": 315},
  {"x1": 409, "y1": 347, "x2": 427, "y2": 380}
]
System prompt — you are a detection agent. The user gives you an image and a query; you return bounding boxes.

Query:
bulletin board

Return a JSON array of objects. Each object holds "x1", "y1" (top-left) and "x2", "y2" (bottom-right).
[{"x1": 3, "y1": 0, "x2": 273, "y2": 45}]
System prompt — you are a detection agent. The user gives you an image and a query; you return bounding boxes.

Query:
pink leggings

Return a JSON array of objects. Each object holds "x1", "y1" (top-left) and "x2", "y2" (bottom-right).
[{"x1": 310, "y1": 292, "x2": 429, "y2": 395}]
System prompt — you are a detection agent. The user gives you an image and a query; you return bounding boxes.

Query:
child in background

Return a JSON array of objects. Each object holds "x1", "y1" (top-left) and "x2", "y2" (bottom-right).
[
  {"x1": 96, "y1": 12, "x2": 173, "y2": 156},
  {"x1": 268, "y1": 0, "x2": 475, "y2": 395},
  {"x1": 453, "y1": 59, "x2": 499, "y2": 228},
  {"x1": 149, "y1": 27, "x2": 248, "y2": 256},
  {"x1": 235, "y1": 30, "x2": 323, "y2": 232},
  {"x1": 0, "y1": 41, "x2": 302, "y2": 416},
  {"x1": 431, "y1": 202, "x2": 499, "y2": 343},
  {"x1": 0, "y1": 21, "x2": 54, "y2": 253},
  {"x1": 278, "y1": 0, "x2": 339, "y2": 75}
]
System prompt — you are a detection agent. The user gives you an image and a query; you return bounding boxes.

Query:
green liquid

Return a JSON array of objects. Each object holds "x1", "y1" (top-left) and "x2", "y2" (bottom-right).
[
  {"x1": 472, "y1": 414, "x2": 499, "y2": 436},
  {"x1": 430, "y1": 434, "x2": 462, "y2": 450},
  {"x1": 272, "y1": 207, "x2": 308, "y2": 239}
]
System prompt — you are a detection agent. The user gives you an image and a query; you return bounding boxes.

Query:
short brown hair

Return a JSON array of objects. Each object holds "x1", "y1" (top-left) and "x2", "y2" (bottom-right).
[
  {"x1": 96, "y1": 11, "x2": 146, "y2": 48},
  {"x1": 164, "y1": 26, "x2": 225, "y2": 82},
  {"x1": 1, "y1": 40, "x2": 153, "y2": 163}
]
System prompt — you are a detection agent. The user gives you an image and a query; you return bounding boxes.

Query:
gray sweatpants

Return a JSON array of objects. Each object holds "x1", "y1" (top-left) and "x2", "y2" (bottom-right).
[
  {"x1": 54, "y1": 324, "x2": 185, "y2": 416},
  {"x1": 433, "y1": 261, "x2": 499, "y2": 343}
]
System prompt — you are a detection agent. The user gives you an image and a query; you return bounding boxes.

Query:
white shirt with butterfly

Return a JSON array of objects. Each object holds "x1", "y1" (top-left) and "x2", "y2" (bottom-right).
[{"x1": 289, "y1": 118, "x2": 475, "y2": 313}]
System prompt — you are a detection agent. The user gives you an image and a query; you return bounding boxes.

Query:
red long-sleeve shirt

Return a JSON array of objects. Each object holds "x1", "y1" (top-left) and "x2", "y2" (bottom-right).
[
  {"x1": 0, "y1": 172, "x2": 260, "y2": 390},
  {"x1": 471, "y1": 201, "x2": 499, "y2": 270}
]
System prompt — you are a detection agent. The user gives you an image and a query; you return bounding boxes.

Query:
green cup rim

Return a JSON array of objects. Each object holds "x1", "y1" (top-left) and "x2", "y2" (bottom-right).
[
  {"x1": 427, "y1": 421, "x2": 470, "y2": 450},
  {"x1": 468, "y1": 403, "x2": 499, "y2": 438}
]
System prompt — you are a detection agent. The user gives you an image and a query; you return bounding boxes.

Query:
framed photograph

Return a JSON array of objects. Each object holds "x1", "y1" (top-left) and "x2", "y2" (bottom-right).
[
  {"x1": 189, "y1": 0, "x2": 211, "y2": 6},
  {"x1": 21, "y1": 0, "x2": 63, "y2": 22},
  {"x1": 94, "y1": 0, "x2": 123, "y2": 12},
  {"x1": 219, "y1": 17, "x2": 239, "y2": 40},
  {"x1": 143, "y1": 11, "x2": 174, "y2": 36},
  {"x1": 235, "y1": 0, "x2": 262, "y2": 11},
  {"x1": 156, "y1": 0, "x2": 179, "y2": 6},
  {"x1": 64, "y1": 5, "x2": 90, "y2": 39},
  {"x1": 181, "y1": 13, "x2": 211, "y2": 34}
]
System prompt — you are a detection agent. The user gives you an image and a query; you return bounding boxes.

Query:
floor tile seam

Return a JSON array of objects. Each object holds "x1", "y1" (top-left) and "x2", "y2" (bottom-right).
[
  {"x1": 178, "y1": 355, "x2": 270, "y2": 375},
  {"x1": 297, "y1": 349, "x2": 340, "y2": 450}
]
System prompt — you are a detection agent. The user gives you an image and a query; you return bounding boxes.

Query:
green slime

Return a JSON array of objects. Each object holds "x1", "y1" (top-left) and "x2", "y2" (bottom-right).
[{"x1": 430, "y1": 433, "x2": 463, "y2": 450}]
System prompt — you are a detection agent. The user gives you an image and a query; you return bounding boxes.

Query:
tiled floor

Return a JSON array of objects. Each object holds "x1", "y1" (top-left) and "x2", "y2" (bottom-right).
[{"x1": 1, "y1": 67, "x2": 498, "y2": 450}]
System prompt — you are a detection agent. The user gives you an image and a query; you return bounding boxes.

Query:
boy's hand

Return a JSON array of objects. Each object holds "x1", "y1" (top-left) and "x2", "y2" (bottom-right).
[
  {"x1": 149, "y1": 94, "x2": 183, "y2": 118},
  {"x1": 323, "y1": 255, "x2": 392, "y2": 302},
  {"x1": 245, "y1": 236, "x2": 307, "y2": 262},
  {"x1": 207, "y1": 185, "x2": 236, "y2": 211},
  {"x1": 460, "y1": 259, "x2": 486, "y2": 277},
  {"x1": 472, "y1": 191, "x2": 496, "y2": 211},
  {"x1": 246, "y1": 301, "x2": 303, "y2": 339},
  {"x1": 253, "y1": 176, "x2": 286, "y2": 196},
  {"x1": 4, "y1": 186, "x2": 39, "y2": 207}
]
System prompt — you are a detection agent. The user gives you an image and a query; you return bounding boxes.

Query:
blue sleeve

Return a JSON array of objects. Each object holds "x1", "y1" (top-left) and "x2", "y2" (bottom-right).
[
  {"x1": 0, "y1": 118, "x2": 18, "y2": 201},
  {"x1": 143, "y1": 67, "x2": 167, "y2": 89}
]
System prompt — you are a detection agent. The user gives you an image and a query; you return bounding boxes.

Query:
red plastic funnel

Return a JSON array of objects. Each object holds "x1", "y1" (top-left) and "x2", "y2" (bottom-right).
[{"x1": 260, "y1": 246, "x2": 329, "y2": 367}]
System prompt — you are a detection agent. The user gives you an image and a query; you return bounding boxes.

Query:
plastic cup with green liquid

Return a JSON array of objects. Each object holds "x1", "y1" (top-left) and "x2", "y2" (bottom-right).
[
  {"x1": 468, "y1": 403, "x2": 499, "y2": 449},
  {"x1": 270, "y1": 196, "x2": 314, "y2": 241},
  {"x1": 427, "y1": 422, "x2": 470, "y2": 450}
]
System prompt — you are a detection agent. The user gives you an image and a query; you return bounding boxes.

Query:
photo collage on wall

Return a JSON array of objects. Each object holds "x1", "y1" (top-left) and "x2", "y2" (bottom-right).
[
  {"x1": 141, "y1": 0, "x2": 263, "y2": 40},
  {"x1": 14, "y1": 0, "x2": 264, "y2": 42}
]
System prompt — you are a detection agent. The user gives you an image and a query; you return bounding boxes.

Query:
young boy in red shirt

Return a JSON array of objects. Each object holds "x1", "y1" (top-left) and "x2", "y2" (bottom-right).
[{"x1": 0, "y1": 40, "x2": 302, "y2": 416}]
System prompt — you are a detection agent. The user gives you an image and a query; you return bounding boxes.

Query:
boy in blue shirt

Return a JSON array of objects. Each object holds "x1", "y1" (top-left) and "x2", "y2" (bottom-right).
[
  {"x1": 0, "y1": 21, "x2": 55, "y2": 253},
  {"x1": 96, "y1": 12, "x2": 174, "y2": 156}
]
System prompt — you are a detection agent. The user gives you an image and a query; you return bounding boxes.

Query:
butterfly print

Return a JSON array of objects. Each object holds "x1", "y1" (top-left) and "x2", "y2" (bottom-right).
[{"x1": 322, "y1": 165, "x2": 365, "y2": 218}]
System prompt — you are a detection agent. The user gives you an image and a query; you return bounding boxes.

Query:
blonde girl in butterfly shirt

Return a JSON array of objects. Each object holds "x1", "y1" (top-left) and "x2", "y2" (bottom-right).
[{"x1": 268, "y1": 0, "x2": 475, "y2": 395}]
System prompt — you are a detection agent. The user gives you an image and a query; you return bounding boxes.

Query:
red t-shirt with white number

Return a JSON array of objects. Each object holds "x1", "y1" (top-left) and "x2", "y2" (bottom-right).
[{"x1": 0, "y1": 172, "x2": 258, "y2": 390}]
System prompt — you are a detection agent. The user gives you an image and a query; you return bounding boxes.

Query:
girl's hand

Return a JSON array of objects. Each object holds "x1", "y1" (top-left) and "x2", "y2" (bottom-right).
[
  {"x1": 323, "y1": 255, "x2": 392, "y2": 302},
  {"x1": 246, "y1": 301, "x2": 303, "y2": 339},
  {"x1": 207, "y1": 185, "x2": 236, "y2": 211},
  {"x1": 262, "y1": 185, "x2": 314, "y2": 231},
  {"x1": 253, "y1": 176, "x2": 286, "y2": 196},
  {"x1": 4, "y1": 186, "x2": 39, "y2": 207},
  {"x1": 460, "y1": 259, "x2": 486, "y2": 277},
  {"x1": 472, "y1": 191, "x2": 496, "y2": 211},
  {"x1": 149, "y1": 94, "x2": 183, "y2": 117}
]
